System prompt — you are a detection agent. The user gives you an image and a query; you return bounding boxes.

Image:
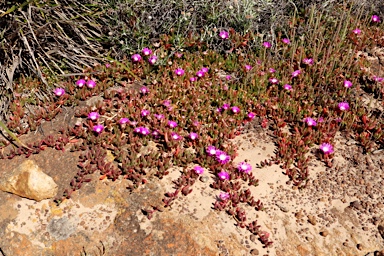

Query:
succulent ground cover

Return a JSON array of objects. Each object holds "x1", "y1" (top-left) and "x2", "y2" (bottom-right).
[{"x1": 1, "y1": 2, "x2": 384, "y2": 249}]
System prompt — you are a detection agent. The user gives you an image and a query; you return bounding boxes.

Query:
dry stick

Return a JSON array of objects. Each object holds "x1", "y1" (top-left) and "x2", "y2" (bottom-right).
[{"x1": 0, "y1": 121, "x2": 32, "y2": 150}]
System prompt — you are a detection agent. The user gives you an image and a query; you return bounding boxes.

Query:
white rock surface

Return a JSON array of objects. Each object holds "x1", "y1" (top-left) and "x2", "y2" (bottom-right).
[{"x1": 0, "y1": 160, "x2": 58, "y2": 201}]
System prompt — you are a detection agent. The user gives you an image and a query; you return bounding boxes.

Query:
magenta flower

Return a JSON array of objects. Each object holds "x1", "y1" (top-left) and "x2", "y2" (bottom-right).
[
  {"x1": 131, "y1": 54, "x2": 142, "y2": 62},
  {"x1": 140, "y1": 86, "x2": 149, "y2": 94},
  {"x1": 217, "y1": 171, "x2": 230, "y2": 180},
  {"x1": 175, "y1": 68, "x2": 185, "y2": 76},
  {"x1": 142, "y1": 48, "x2": 152, "y2": 56},
  {"x1": 190, "y1": 77, "x2": 197, "y2": 82},
  {"x1": 247, "y1": 112, "x2": 256, "y2": 119},
  {"x1": 93, "y1": 124, "x2": 104, "y2": 134},
  {"x1": 269, "y1": 68, "x2": 276, "y2": 73},
  {"x1": 105, "y1": 63, "x2": 111, "y2": 68},
  {"x1": 216, "y1": 150, "x2": 231, "y2": 164},
  {"x1": 284, "y1": 84, "x2": 292, "y2": 90},
  {"x1": 231, "y1": 106, "x2": 240, "y2": 114},
  {"x1": 53, "y1": 88, "x2": 65, "y2": 96},
  {"x1": 201, "y1": 67, "x2": 209, "y2": 73},
  {"x1": 303, "y1": 58, "x2": 313, "y2": 65},
  {"x1": 338, "y1": 102, "x2": 350, "y2": 111},
  {"x1": 88, "y1": 112, "x2": 100, "y2": 121},
  {"x1": 206, "y1": 146, "x2": 217, "y2": 156},
  {"x1": 245, "y1": 65, "x2": 252, "y2": 71},
  {"x1": 263, "y1": 41, "x2": 271, "y2": 48},
  {"x1": 222, "y1": 103, "x2": 230, "y2": 110},
  {"x1": 353, "y1": 28, "x2": 361, "y2": 35},
  {"x1": 168, "y1": 120, "x2": 178, "y2": 128},
  {"x1": 152, "y1": 130, "x2": 160, "y2": 138},
  {"x1": 141, "y1": 109, "x2": 150, "y2": 117},
  {"x1": 171, "y1": 132, "x2": 182, "y2": 140},
  {"x1": 134, "y1": 126, "x2": 150, "y2": 135},
  {"x1": 319, "y1": 143, "x2": 334, "y2": 154},
  {"x1": 372, "y1": 15, "x2": 381, "y2": 23},
  {"x1": 304, "y1": 117, "x2": 317, "y2": 126},
  {"x1": 193, "y1": 165, "x2": 204, "y2": 175},
  {"x1": 343, "y1": 80, "x2": 352, "y2": 88},
  {"x1": 175, "y1": 52, "x2": 183, "y2": 58},
  {"x1": 196, "y1": 70, "x2": 205, "y2": 78},
  {"x1": 237, "y1": 162, "x2": 252, "y2": 173},
  {"x1": 119, "y1": 117, "x2": 129, "y2": 124},
  {"x1": 148, "y1": 55, "x2": 158, "y2": 65},
  {"x1": 86, "y1": 80, "x2": 96, "y2": 88},
  {"x1": 225, "y1": 75, "x2": 231, "y2": 80},
  {"x1": 219, "y1": 30, "x2": 229, "y2": 39},
  {"x1": 189, "y1": 132, "x2": 198, "y2": 140},
  {"x1": 282, "y1": 38, "x2": 290, "y2": 44},
  {"x1": 154, "y1": 114, "x2": 164, "y2": 120},
  {"x1": 76, "y1": 79, "x2": 86, "y2": 87},
  {"x1": 163, "y1": 100, "x2": 171, "y2": 107},
  {"x1": 219, "y1": 192, "x2": 230, "y2": 200},
  {"x1": 269, "y1": 78, "x2": 279, "y2": 84},
  {"x1": 292, "y1": 70, "x2": 301, "y2": 77}
]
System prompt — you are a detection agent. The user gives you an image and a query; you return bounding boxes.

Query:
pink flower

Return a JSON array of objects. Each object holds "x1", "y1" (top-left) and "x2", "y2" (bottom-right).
[
  {"x1": 132, "y1": 54, "x2": 142, "y2": 62},
  {"x1": 88, "y1": 112, "x2": 100, "y2": 121},
  {"x1": 53, "y1": 88, "x2": 65, "y2": 96},
  {"x1": 269, "y1": 68, "x2": 276, "y2": 73},
  {"x1": 231, "y1": 106, "x2": 240, "y2": 114},
  {"x1": 245, "y1": 65, "x2": 252, "y2": 71},
  {"x1": 190, "y1": 77, "x2": 197, "y2": 82},
  {"x1": 219, "y1": 192, "x2": 230, "y2": 201},
  {"x1": 168, "y1": 120, "x2": 178, "y2": 128},
  {"x1": 292, "y1": 70, "x2": 301, "y2": 77},
  {"x1": 171, "y1": 132, "x2": 182, "y2": 140},
  {"x1": 142, "y1": 48, "x2": 152, "y2": 56},
  {"x1": 175, "y1": 68, "x2": 185, "y2": 76},
  {"x1": 189, "y1": 132, "x2": 198, "y2": 140},
  {"x1": 86, "y1": 80, "x2": 96, "y2": 88},
  {"x1": 76, "y1": 79, "x2": 86, "y2": 87},
  {"x1": 206, "y1": 146, "x2": 217, "y2": 156},
  {"x1": 225, "y1": 75, "x2": 231, "y2": 80},
  {"x1": 201, "y1": 67, "x2": 209, "y2": 73},
  {"x1": 247, "y1": 112, "x2": 256, "y2": 119},
  {"x1": 175, "y1": 52, "x2": 183, "y2": 58},
  {"x1": 140, "y1": 86, "x2": 149, "y2": 94},
  {"x1": 238, "y1": 162, "x2": 252, "y2": 173},
  {"x1": 219, "y1": 30, "x2": 229, "y2": 39},
  {"x1": 343, "y1": 80, "x2": 352, "y2": 88},
  {"x1": 119, "y1": 118, "x2": 129, "y2": 124},
  {"x1": 304, "y1": 117, "x2": 317, "y2": 126},
  {"x1": 216, "y1": 150, "x2": 231, "y2": 164},
  {"x1": 263, "y1": 41, "x2": 271, "y2": 48},
  {"x1": 152, "y1": 130, "x2": 160, "y2": 138},
  {"x1": 134, "y1": 126, "x2": 150, "y2": 135},
  {"x1": 141, "y1": 109, "x2": 150, "y2": 117},
  {"x1": 218, "y1": 171, "x2": 230, "y2": 180},
  {"x1": 193, "y1": 165, "x2": 204, "y2": 175},
  {"x1": 163, "y1": 100, "x2": 171, "y2": 107},
  {"x1": 105, "y1": 63, "x2": 111, "y2": 68},
  {"x1": 93, "y1": 124, "x2": 104, "y2": 134},
  {"x1": 303, "y1": 58, "x2": 313, "y2": 65},
  {"x1": 284, "y1": 84, "x2": 292, "y2": 90},
  {"x1": 319, "y1": 143, "x2": 334, "y2": 154},
  {"x1": 148, "y1": 55, "x2": 157, "y2": 64},
  {"x1": 338, "y1": 102, "x2": 350, "y2": 111},
  {"x1": 196, "y1": 70, "x2": 205, "y2": 77},
  {"x1": 154, "y1": 114, "x2": 164, "y2": 120},
  {"x1": 353, "y1": 28, "x2": 361, "y2": 35},
  {"x1": 222, "y1": 103, "x2": 230, "y2": 110},
  {"x1": 372, "y1": 15, "x2": 381, "y2": 23},
  {"x1": 269, "y1": 78, "x2": 279, "y2": 84},
  {"x1": 282, "y1": 38, "x2": 290, "y2": 44}
]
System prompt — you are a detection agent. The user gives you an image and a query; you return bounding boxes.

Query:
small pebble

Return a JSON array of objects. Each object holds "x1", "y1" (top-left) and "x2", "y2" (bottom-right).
[
  {"x1": 320, "y1": 230, "x2": 329, "y2": 237},
  {"x1": 250, "y1": 249, "x2": 259, "y2": 255}
]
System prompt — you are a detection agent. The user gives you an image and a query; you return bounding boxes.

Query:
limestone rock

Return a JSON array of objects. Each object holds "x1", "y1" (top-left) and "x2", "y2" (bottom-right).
[{"x1": 0, "y1": 160, "x2": 58, "y2": 201}]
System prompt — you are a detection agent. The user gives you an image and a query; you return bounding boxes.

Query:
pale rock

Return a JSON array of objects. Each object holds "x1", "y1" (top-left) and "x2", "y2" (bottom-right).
[{"x1": 0, "y1": 160, "x2": 58, "y2": 201}]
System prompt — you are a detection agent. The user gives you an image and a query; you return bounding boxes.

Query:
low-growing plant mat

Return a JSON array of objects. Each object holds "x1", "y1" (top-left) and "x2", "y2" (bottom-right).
[{"x1": 0, "y1": 2, "x2": 384, "y2": 256}]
